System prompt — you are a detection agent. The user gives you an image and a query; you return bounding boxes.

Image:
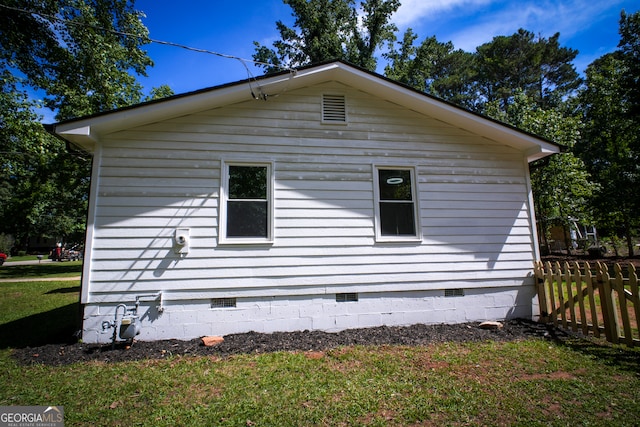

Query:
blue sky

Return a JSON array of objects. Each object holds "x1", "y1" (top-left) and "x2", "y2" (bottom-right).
[{"x1": 135, "y1": 0, "x2": 639, "y2": 97}]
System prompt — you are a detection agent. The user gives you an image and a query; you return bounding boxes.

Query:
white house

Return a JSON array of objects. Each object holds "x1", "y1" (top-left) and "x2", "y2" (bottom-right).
[{"x1": 52, "y1": 61, "x2": 559, "y2": 344}]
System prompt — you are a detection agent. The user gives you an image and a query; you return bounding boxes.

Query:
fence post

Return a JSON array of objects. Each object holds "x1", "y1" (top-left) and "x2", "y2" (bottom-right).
[
  {"x1": 534, "y1": 261, "x2": 549, "y2": 323},
  {"x1": 554, "y1": 262, "x2": 567, "y2": 329},
  {"x1": 564, "y1": 262, "x2": 578, "y2": 332},
  {"x1": 597, "y1": 262, "x2": 619, "y2": 344},
  {"x1": 629, "y1": 264, "x2": 640, "y2": 342},
  {"x1": 546, "y1": 261, "x2": 558, "y2": 327},
  {"x1": 574, "y1": 262, "x2": 588, "y2": 335},
  {"x1": 613, "y1": 264, "x2": 633, "y2": 346},
  {"x1": 584, "y1": 262, "x2": 600, "y2": 338}
]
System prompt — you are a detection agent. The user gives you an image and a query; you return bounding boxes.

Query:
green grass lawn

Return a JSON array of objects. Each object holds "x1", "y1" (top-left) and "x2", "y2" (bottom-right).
[
  {"x1": 3, "y1": 255, "x2": 44, "y2": 262},
  {"x1": 0, "y1": 260, "x2": 82, "y2": 280},
  {"x1": 1, "y1": 277, "x2": 640, "y2": 426}
]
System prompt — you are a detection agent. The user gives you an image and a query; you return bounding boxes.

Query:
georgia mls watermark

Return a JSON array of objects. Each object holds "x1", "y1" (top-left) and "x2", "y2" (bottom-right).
[{"x1": 0, "y1": 406, "x2": 64, "y2": 427}]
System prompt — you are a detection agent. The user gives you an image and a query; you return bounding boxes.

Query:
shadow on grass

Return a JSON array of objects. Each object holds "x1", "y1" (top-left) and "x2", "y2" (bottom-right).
[
  {"x1": 46, "y1": 286, "x2": 81, "y2": 294},
  {"x1": 0, "y1": 302, "x2": 81, "y2": 349},
  {"x1": 0, "y1": 262, "x2": 82, "y2": 279},
  {"x1": 542, "y1": 324, "x2": 640, "y2": 374}
]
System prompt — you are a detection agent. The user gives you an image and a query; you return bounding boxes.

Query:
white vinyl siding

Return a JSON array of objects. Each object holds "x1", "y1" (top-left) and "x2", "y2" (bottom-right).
[{"x1": 85, "y1": 81, "x2": 535, "y2": 304}]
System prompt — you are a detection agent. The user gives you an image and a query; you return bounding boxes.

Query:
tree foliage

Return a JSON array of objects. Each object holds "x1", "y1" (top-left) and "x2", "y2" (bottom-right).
[
  {"x1": 145, "y1": 84, "x2": 175, "y2": 101},
  {"x1": 1, "y1": 0, "x2": 152, "y2": 120},
  {"x1": 0, "y1": 0, "x2": 153, "y2": 250},
  {"x1": 475, "y1": 29, "x2": 581, "y2": 111},
  {"x1": 384, "y1": 28, "x2": 581, "y2": 114},
  {"x1": 486, "y1": 91, "x2": 597, "y2": 253},
  {"x1": 576, "y1": 12, "x2": 640, "y2": 255},
  {"x1": 0, "y1": 73, "x2": 57, "y2": 247},
  {"x1": 384, "y1": 30, "x2": 477, "y2": 109},
  {"x1": 618, "y1": 10, "x2": 640, "y2": 118},
  {"x1": 253, "y1": 0, "x2": 400, "y2": 72}
]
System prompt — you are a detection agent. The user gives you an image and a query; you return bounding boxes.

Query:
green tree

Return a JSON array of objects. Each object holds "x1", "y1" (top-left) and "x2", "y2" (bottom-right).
[
  {"x1": 384, "y1": 28, "x2": 580, "y2": 113},
  {"x1": 475, "y1": 29, "x2": 581, "y2": 111},
  {"x1": 0, "y1": 72, "x2": 91, "y2": 249},
  {"x1": 253, "y1": 0, "x2": 400, "y2": 72},
  {"x1": 577, "y1": 52, "x2": 639, "y2": 255},
  {"x1": 486, "y1": 91, "x2": 597, "y2": 254},
  {"x1": 384, "y1": 30, "x2": 477, "y2": 109},
  {"x1": 619, "y1": 10, "x2": 640, "y2": 118},
  {"x1": 0, "y1": 0, "x2": 153, "y2": 250},
  {"x1": 145, "y1": 84, "x2": 175, "y2": 101},
  {"x1": 1, "y1": 0, "x2": 152, "y2": 120}
]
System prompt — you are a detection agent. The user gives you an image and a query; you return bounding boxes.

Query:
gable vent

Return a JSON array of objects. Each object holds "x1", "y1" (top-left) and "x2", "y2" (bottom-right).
[{"x1": 322, "y1": 94, "x2": 347, "y2": 123}]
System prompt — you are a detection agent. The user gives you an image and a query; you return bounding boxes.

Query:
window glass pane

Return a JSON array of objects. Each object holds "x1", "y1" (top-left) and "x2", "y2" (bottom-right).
[
  {"x1": 378, "y1": 169, "x2": 412, "y2": 200},
  {"x1": 380, "y1": 202, "x2": 415, "y2": 235},
  {"x1": 227, "y1": 201, "x2": 268, "y2": 237},
  {"x1": 229, "y1": 166, "x2": 267, "y2": 199}
]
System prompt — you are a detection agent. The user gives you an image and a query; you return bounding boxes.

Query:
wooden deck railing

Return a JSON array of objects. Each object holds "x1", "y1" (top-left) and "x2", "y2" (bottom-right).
[{"x1": 534, "y1": 261, "x2": 640, "y2": 347}]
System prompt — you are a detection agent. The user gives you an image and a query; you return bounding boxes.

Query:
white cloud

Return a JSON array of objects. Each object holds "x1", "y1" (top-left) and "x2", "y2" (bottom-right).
[
  {"x1": 394, "y1": 0, "x2": 627, "y2": 52},
  {"x1": 392, "y1": 0, "x2": 495, "y2": 28}
]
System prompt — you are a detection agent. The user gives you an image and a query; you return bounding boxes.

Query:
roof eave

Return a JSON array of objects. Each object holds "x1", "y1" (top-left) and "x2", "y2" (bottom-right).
[
  {"x1": 51, "y1": 60, "x2": 560, "y2": 160},
  {"x1": 324, "y1": 63, "x2": 560, "y2": 160}
]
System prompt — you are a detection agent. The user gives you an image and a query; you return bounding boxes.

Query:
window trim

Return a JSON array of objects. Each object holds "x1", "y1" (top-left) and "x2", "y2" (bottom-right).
[
  {"x1": 219, "y1": 160, "x2": 275, "y2": 245},
  {"x1": 372, "y1": 164, "x2": 422, "y2": 243}
]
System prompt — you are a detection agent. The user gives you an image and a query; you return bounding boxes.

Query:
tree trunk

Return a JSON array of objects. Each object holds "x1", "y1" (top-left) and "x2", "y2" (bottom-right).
[{"x1": 625, "y1": 217, "x2": 634, "y2": 256}]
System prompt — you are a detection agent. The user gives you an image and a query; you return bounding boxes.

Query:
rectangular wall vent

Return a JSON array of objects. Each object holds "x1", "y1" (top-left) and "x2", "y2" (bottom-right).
[
  {"x1": 444, "y1": 289, "x2": 465, "y2": 298},
  {"x1": 322, "y1": 94, "x2": 347, "y2": 123},
  {"x1": 336, "y1": 292, "x2": 358, "y2": 302},
  {"x1": 211, "y1": 298, "x2": 237, "y2": 308}
]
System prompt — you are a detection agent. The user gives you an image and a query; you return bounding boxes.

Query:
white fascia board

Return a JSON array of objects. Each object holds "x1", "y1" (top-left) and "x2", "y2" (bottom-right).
[
  {"x1": 53, "y1": 61, "x2": 560, "y2": 161},
  {"x1": 54, "y1": 125, "x2": 96, "y2": 152},
  {"x1": 525, "y1": 145, "x2": 560, "y2": 162},
  {"x1": 51, "y1": 67, "x2": 318, "y2": 150},
  {"x1": 53, "y1": 77, "x2": 292, "y2": 147}
]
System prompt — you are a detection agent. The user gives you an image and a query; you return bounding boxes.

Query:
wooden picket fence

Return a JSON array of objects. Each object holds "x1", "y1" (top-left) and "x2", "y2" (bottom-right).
[{"x1": 534, "y1": 261, "x2": 640, "y2": 347}]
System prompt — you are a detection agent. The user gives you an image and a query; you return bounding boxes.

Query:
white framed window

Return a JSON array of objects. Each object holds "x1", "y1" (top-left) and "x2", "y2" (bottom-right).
[
  {"x1": 219, "y1": 160, "x2": 274, "y2": 244},
  {"x1": 373, "y1": 165, "x2": 421, "y2": 242}
]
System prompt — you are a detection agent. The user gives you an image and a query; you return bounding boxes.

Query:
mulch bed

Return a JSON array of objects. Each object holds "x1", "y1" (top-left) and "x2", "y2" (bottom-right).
[{"x1": 11, "y1": 319, "x2": 563, "y2": 366}]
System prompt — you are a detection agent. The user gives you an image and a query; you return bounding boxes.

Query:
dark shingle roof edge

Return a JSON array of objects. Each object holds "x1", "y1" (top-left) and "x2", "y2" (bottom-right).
[{"x1": 50, "y1": 58, "x2": 561, "y2": 150}]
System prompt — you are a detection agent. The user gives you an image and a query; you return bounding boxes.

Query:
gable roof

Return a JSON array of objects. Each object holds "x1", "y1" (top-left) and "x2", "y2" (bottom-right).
[{"x1": 51, "y1": 60, "x2": 560, "y2": 161}]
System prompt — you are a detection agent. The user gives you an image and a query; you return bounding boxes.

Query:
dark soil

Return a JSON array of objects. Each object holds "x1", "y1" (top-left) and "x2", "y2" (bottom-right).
[{"x1": 12, "y1": 319, "x2": 564, "y2": 366}]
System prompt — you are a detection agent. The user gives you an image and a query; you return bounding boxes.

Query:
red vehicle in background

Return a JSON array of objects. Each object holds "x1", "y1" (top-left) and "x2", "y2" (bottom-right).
[
  {"x1": 0, "y1": 252, "x2": 7, "y2": 266},
  {"x1": 50, "y1": 244, "x2": 82, "y2": 262}
]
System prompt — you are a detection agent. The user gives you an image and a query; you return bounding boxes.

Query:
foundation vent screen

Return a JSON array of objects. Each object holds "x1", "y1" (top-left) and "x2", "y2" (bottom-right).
[
  {"x1": 211, "y1": 298, "x2": 237, "y2": 308},
  {"x1": 336, "y1": 292, "x2": 358, "y2": 302},
  {"x1": 444, "y1": 289, "x2": 465, "y2": 298}
]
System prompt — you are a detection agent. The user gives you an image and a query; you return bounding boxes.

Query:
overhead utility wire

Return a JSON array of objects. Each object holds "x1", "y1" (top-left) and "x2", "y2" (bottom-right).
[{"x1": 0, "y1": 3, "x2": 296, "y2": 96}]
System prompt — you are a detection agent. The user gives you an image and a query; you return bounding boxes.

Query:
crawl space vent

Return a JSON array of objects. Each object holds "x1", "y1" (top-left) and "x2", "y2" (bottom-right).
[
  {"x1": 336, "y1": 292, "x2": 358, "y2": 302},
  {"x1": 322, "y1": 94, "x2": 347, "y2": 123},
  {"x1": 444, "y1": 289, "x2": 465, "y2": 298},
  {"x1": 211, "y1": 298, "x2": 237, "y2": 308}
]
